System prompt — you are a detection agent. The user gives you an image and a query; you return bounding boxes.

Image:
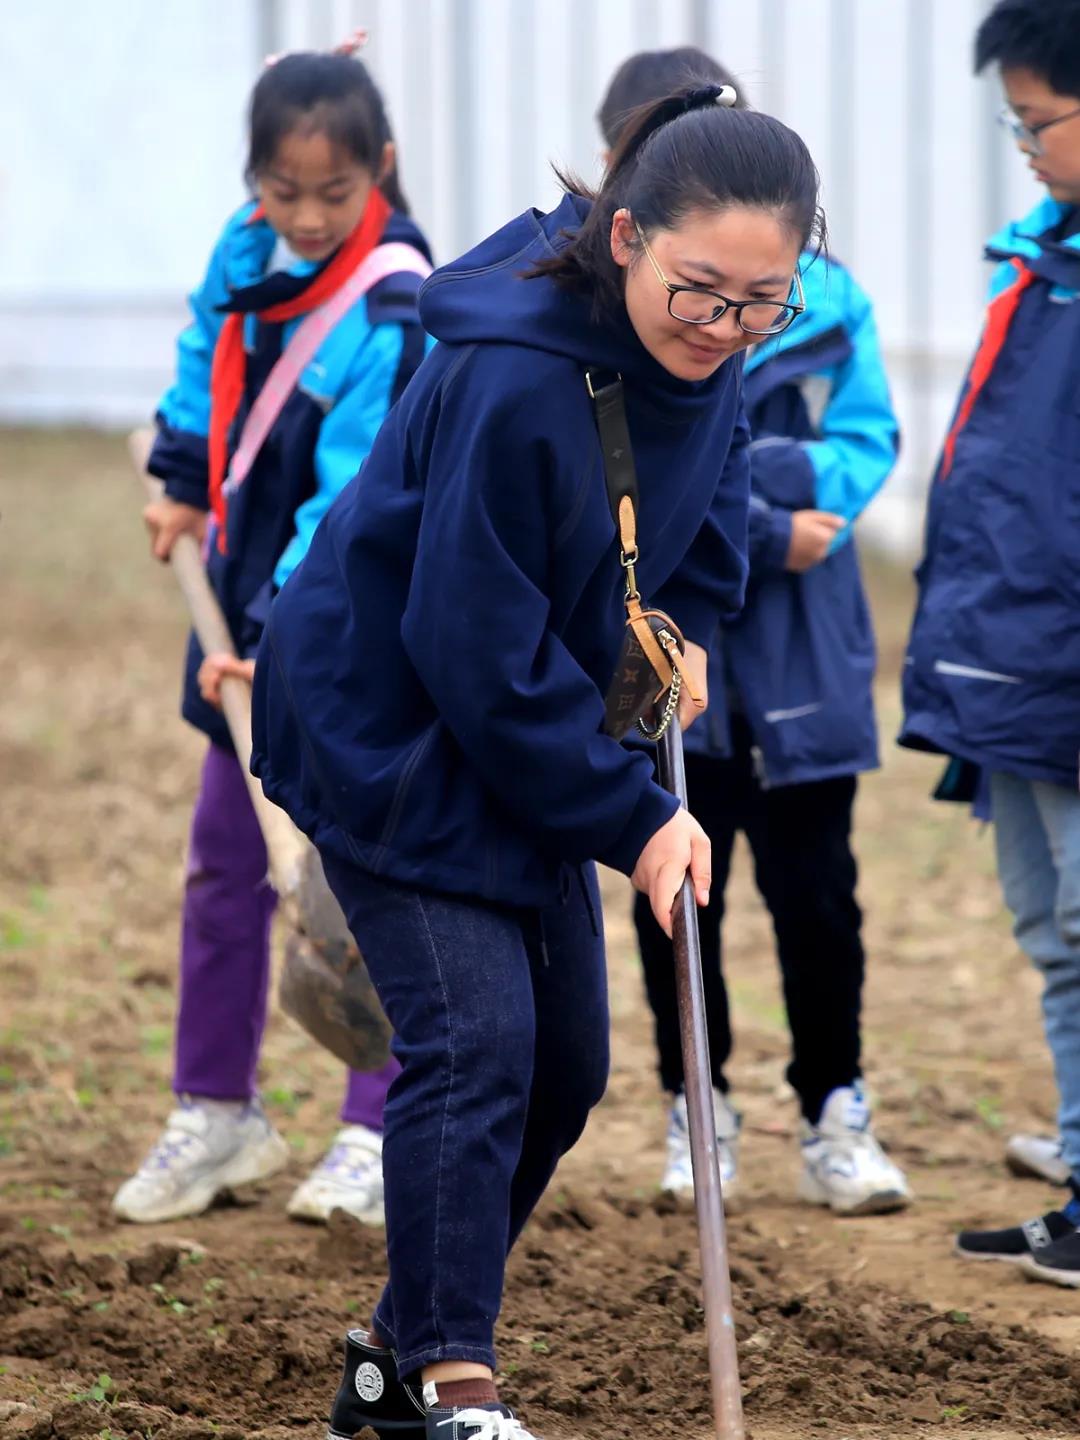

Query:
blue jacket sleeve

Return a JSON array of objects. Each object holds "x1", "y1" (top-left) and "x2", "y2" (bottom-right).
[
  {"x1": 747, "y1": 272, "x2": 898, "y2": 575},
  {"x1": 272, "y1": 323, "x2": 429, "y2": 590},
  {"x1": 147, "y1": 221, "x2": 237, "y2": 510},
  {"x1": 746, "y1": 492, "x2": 795, "y2": 573},
  {"x1": 399, "y1": 367, "x2": 678, "y2": 876},
  {"x1": 651, "y1": 401, "x2": 751, "y2": 644},
  {"x1": 804, "y1": 270, "x2": 899, "y2": 529}
]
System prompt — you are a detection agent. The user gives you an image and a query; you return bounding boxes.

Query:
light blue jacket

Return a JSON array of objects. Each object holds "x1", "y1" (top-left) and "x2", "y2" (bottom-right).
[{"x1": 149, "y1": 200, "x2": 433, "y2": 748}]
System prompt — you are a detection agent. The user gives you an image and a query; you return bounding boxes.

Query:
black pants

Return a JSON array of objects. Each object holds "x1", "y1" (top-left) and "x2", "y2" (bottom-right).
[{"x1": 633, "y1": 715, "x2": 865, "y2": 1125}]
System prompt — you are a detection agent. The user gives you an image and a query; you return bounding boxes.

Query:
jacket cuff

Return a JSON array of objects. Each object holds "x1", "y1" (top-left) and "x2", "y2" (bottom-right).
[
  {"x1": 147, "y1": 418, "x2": 211, "y2": 511},
  {"x1": 652, "y1": 584, "x2": 723, "y2": 649},
  {"x1": 761, "y1": 508, "x2": 793, "y2": 574},
  {"x1": 161, "y1": 474, "x2": 212, "y2": 512},
  {"x1": 597, "y1": 780, "x2": 680, "y2": 878}
]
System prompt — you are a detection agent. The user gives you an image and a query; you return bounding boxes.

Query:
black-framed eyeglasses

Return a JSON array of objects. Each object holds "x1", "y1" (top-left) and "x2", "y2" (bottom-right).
[
  {"x1": 634, "y1": 220, "x2": 805, "y2": 336},
  {"x1": 998, "y1": 103, "x2": 1080, "y2": 157}
]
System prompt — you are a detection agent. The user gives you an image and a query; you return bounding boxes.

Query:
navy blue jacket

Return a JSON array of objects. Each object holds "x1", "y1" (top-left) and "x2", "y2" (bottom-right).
[
  {"x1": 901, "y1": 199, "x2": 1080, "y2": 789},
  {"x1": 251, "y1": 194, "x2": 751, "y2": 906},
  {"x1": 148, "y1": 202, "x2": 432, "y2": 750},
  {"x1": 687, "y1": 254, "x2": 899, "y2": 785}
]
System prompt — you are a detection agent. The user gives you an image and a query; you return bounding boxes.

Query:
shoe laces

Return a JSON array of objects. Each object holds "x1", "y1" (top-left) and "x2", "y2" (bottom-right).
[
  {"x1": 318, "y1": 1128, "x2": 382, "y2": 1182},
  {"x1": 810, "y1": 1126, "x2": 888, "y2": 1173},
  {"x1": 141, "y1": 1111, "x2": 205, "y2": 1173},
  {"x1": 436, "y1": 1410, "x2": 537, "y2": 1440},
  {"x1": 139, "y1": 1099, "x2": 254, "y2": 1175}
]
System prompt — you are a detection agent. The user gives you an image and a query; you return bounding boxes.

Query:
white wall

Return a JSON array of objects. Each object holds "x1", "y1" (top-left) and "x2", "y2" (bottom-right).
[
  {"x1": 0, "y1": 1, "x2": 255, "y2": 424},
  {"x1": 0, "y1": 0, "x2": 1042, "y2": 546}
]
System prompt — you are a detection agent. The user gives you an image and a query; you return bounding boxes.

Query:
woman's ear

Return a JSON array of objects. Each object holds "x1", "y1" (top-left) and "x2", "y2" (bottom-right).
[
  {"x1": 378, "y1": 139, "x2": 396, "y2": 187},
  {"x1": 610, "y1": 207, "x2": 635, "y2": 270}
]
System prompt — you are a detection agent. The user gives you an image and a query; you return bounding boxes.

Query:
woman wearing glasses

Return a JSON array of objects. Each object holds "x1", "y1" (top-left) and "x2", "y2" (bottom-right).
[
  {"x1": 253, "y1": 85, "x2": 817, "y2": 1440},
  {"x1": 599, "y1": 48, "x2": 909, "y2": 1222}
]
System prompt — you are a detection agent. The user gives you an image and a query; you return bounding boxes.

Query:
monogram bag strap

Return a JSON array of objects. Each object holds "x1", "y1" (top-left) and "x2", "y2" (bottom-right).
[{"x1": 586, "y1": 368, "x2": 702, "y2": 709}]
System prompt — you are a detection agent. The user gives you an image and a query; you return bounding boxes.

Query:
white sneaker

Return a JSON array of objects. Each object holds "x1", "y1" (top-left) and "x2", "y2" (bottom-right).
[
  {"x1": 798, "y1": 1084, "x2": 912, "y2": 1215},
  {"x1": 286, "y1": 1123, "x2": 385, "y2": 1225},
  {"x1": 1006, "y1": 1133, "x2": 1071, "y2": 1186},
  {"x1": 662, "y1": 1088, "x2": 740, "y2": 1209},
  {"x1": 112, "y1": 1096, "x2": 289, "y2": 1224}
]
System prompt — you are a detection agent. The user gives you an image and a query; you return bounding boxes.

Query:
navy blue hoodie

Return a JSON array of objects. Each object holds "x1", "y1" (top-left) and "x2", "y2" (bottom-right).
[{"x1": 251, "y1": 194, "x2": 751, "y2": 905}]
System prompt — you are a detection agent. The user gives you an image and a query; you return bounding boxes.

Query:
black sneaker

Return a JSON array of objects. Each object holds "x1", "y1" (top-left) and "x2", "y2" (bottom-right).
[
  {"x1": 422, "y1": 1386, "x2": 538, "y2": 1440},
  {"x1": 327, "y1": 1329, "x2": 426, "y2": 1440},
  {"x1": 1021, "y1": 1227, "x2": 1080, "y2": 1288},
  {"x1": 955, "y1": 1209, "x2": 1077, "y2": 1264}
]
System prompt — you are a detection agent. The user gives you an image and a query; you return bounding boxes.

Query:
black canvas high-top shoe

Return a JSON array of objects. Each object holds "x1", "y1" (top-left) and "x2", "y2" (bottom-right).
[{"x1": 327, "y1": 1329, "x2": 427, "y2": 1440}]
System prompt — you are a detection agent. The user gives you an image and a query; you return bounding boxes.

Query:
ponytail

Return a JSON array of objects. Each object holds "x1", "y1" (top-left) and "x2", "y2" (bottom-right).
[
  {"x1": 607, "y1": 84, "x2": 739, "y2": 180},
  {"x1": 528, "y1": 85, "x2": 823, "y2": 321},
  {"x1": 597, "y1": 45, "x2": 747, "y2": 150}
]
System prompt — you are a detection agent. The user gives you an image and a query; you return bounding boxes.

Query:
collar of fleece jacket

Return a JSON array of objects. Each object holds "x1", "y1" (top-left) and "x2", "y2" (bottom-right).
[{"x1": 986, "y1": 196, "x2": 1080, "y2": 297}]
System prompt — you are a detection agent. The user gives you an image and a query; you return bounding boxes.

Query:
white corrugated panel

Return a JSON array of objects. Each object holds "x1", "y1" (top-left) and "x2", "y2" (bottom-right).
[{"x1": 0, "y1": 0, "x2": 1043, "y2": 545}]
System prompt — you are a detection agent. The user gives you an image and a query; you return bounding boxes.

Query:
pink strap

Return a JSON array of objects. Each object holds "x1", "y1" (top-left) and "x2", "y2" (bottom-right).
[{"x1": 224, "y1": 242, "x2": 432, "y2": 498}]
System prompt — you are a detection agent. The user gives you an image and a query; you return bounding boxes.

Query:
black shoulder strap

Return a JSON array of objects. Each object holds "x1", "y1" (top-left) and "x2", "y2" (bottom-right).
[{"x1": 586, "y1": 368, "x2": 638, "y2": 531}]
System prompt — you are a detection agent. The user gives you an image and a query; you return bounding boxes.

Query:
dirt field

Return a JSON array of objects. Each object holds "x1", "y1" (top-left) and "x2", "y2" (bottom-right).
[{"x1": 2, "y1": 429, "x2": 1078, "y2": 1440}]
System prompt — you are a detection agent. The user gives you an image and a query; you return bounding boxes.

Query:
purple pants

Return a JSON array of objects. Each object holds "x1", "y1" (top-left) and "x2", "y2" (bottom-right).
[{"x1": 173, "y1": 743, "x2": 399, "y2": 1130}]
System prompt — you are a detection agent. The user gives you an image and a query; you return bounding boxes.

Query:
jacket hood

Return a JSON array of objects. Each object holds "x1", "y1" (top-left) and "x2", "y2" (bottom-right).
[{"x1": 418, "y1": 192, "x2": 736, "y2": 412}]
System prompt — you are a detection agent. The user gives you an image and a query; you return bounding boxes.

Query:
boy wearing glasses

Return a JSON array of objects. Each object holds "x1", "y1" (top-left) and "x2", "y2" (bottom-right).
[
  {"x1": 901, "y1": 0, "x2": 1080, "y2": 1286},
  {"x1": 601, "y1": 50, "x2": 910, "y2": 1216}
]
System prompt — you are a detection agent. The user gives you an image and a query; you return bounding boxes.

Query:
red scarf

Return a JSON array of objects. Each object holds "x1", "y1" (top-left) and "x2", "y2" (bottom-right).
[
  {"x1": 207, "y1": 187, "x2": 391, "y2": 536},
  {"x1": 939, "y1": 259, "x2": 1036, "y2": 481}
]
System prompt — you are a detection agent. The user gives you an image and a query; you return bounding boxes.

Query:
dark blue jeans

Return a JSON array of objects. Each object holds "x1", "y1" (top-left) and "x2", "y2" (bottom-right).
[{"x1": 321, "y1": 856, "x2": 609, "y2": 1377}]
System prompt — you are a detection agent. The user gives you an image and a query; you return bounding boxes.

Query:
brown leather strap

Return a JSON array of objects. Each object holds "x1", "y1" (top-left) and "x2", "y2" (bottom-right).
[
  {"x1": 617, "y1": 494, "x2": 636, "y2": 557},
  {"x1": 669, "y1": 645, "x2": 705, "y2": 709},
  {"x1": 627, "y1": 598, "x2": 674, "y2": 693},
  {"x1": 635, "y1": 609, "x2": 704, "y2": 709}
]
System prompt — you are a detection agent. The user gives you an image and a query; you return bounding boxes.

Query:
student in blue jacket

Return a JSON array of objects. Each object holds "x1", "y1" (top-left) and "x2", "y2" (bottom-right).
[
  {"x1": 901, "y1": 0, "x2": 1080, "y2": 1289},
  {"x1": 602, "y1": 48, "x2": 909, "y2": 1218},
  {"x1": 112, "y1": 44, "x2": 431, "y2": 1230},
  {"x1": 253, "y1": 89, "x2": 820, "y2": 1440}
]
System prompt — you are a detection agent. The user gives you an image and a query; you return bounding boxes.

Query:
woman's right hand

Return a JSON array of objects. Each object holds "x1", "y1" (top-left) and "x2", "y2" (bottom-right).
[
  {"x1": 631, "y1": 807, "x2": 711, "y2": 938},
  {"x1": 143, "y1": 497, "x2": 208, "y2": 562},
  {"x1": 785, "y1": 509, "x2": 846, "y2": 572}
]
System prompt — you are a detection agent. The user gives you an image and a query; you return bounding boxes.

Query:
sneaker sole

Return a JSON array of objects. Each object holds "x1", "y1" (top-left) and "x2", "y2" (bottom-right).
[
  {"x1": 1004, "y1": 1153, "x2": 1071, "y2": 1186},
  {"x1": 1020, "y1": 1254, "x2": 1080, "y2": 1288},
  {"x1": 287, "y1": 1194, "x2": 386, "y2": 1225},
  {"x1": 112, "y1": 1130, "x2": 290, "y2": 1225},
  {"x1": 953, "y1": 1240, "x2": 1030, "y2": 1266},
  {"x1": 797, "y1": 1172, "x2": 912, "y2": 1215},
  {"x1": 328, "y1": 1424, "x2": 426, "y2": 1440}
]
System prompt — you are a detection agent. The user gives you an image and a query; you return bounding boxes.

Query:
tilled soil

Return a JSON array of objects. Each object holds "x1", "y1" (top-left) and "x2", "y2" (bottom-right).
[
  {"x1": 2, "y1": 433, "x2": 1078, "y2": 1440},
  {"x1": 2, "y1": 1195, "x2": 1078, "y2": 1440}
]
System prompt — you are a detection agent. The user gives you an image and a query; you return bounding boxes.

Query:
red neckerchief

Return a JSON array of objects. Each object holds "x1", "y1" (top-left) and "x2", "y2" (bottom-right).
[
  {"x1": 207, "y1": 187, "x2": 391, "y2": 538},
  {"x1": 939, "y1": 259, "x2": 1036, "y2": 480}
]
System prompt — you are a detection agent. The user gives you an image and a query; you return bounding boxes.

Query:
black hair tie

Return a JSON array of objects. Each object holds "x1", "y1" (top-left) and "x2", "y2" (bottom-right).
[{"x1": 683, "y1": 84, "x2": 738, "y2": 112}]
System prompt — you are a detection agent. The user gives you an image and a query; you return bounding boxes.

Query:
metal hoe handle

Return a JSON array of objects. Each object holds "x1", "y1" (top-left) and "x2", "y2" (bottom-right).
[{"x1": 657, "y1": 720, "x2": 745, "y2": 1440}]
